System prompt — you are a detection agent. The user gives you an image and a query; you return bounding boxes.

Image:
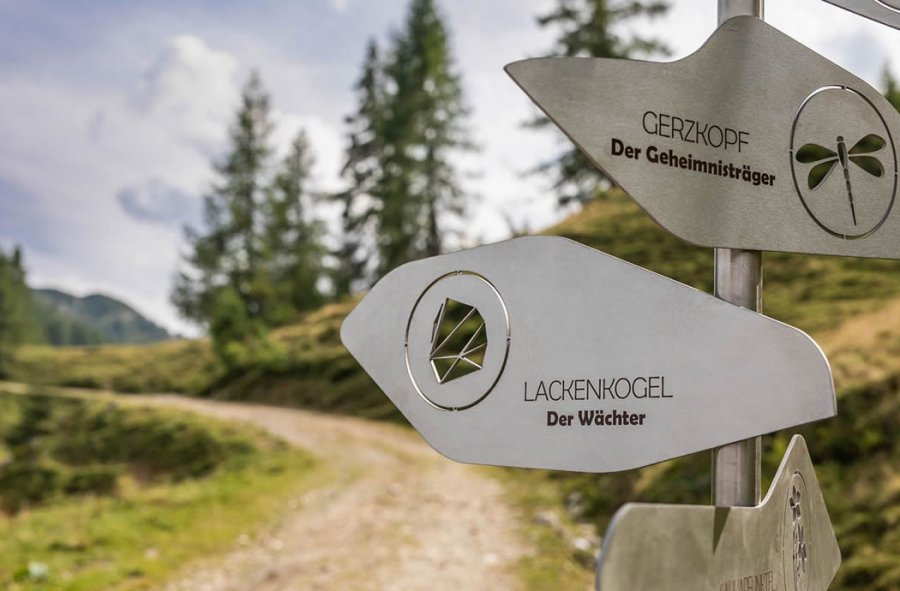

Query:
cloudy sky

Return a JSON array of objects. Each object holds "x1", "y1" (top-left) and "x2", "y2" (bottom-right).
[{"x1": 1, "y1": 0, "x2": 898, "y2": 335}]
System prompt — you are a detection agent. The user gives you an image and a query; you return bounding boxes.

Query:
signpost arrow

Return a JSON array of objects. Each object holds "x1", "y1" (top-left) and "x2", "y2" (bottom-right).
[
  {"x1": 596, "y1": 435, "x2": 841, "y2": 591},
  {"x1": 823, "y1": 0, "x2": 900, "y2": 29},
  {"x1": 506, "y1": 16, "x2": 900, "y2": 259},
  {"x1": 341, "y1": 236, "x2": 836, "y2": 472}
]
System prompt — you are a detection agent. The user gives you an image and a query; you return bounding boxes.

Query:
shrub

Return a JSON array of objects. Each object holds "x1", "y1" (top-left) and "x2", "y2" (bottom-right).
[
  {"x1": 0, "y1": 460, "x2": 64, "y2": 513},
  {"x1": 0, "y1": 393, "x2": 263, "y2": 513}
]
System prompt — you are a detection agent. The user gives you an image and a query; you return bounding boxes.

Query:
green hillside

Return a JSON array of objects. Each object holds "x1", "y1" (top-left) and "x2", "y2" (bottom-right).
[
  {"x1": 13, "y1": 190, "x2": 900, "y2": 409},
  {"x1": 11, "y1": 191, "x2": 900, "y2": 588},
  {"x1": 10, "y1": 301, "x2": 392, "y2": 418},
  {"x1": 33, "y1": 288, "x2": 171, "y2": 346},
  {"x1": 548, "y1": 189, "x2": 900, "y2": 335},
  {"x1": 0, "y1": 388, "x2": 318, "y2": 590}
]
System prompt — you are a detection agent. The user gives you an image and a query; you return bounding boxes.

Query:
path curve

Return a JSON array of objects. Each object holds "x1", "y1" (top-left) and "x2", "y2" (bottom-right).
[{"x1": 128, "y1": 395, "x2": 527, "y2": 591}]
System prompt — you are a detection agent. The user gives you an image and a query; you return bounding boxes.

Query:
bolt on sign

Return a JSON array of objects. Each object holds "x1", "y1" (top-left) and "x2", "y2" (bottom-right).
[
  {"x1": 506, "y1": 16, "x2": 900, "y2": 258},
  {"x1": 595, "y1": 436, "x2": 840, "y2": 591},
  {"x1": 341, "y1": 236, "x2": 836, "y2": 473},
  {"x1": 823, "y1": 0, "x2": 900, "y2": 29}
]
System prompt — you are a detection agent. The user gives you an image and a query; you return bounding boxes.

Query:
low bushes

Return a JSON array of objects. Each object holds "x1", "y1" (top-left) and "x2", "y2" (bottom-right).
[{"x1": 0, "y1": 393, "x2": 267, "y2": 513}]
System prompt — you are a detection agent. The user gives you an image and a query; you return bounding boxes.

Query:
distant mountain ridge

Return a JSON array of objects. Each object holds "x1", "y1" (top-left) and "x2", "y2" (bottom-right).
[{"x1": 32, "y1": 288, "x2": 170, "y2": 346}]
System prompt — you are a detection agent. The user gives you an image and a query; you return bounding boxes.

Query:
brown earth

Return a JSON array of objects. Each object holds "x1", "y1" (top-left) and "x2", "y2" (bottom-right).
[{"x1": 127, "y1": 395, "x2": 528, "y2": 591}]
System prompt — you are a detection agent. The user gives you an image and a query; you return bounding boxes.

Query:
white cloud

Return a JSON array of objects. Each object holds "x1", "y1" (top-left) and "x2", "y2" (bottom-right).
[
  {"x1": 0, "y1": 36, "x2": 247, "y2": 335},
  {"x1": 132, "y1": 34, "x2": 240, "y2": 154},
  {"x1": 117, "y1": 179, "x2": 197, "y2": 224}
]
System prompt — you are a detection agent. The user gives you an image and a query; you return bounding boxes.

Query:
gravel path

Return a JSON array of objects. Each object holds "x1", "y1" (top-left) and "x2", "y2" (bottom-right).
[{"x1": 130, "y1": 396, "x2": 527, "y2": 591}]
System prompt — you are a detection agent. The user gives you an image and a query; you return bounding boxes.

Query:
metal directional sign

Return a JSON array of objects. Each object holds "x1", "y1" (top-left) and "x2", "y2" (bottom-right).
[
  {"x1": 341, "y1": 236, "x2": 836, "y2": 472},
  {"x1": 506, "y1": 16, "x2": 900, "y2": 259},
  {"x1": 596, "y1": 435, "x2": 841, "y2": 591},
  {"x1": 824, "y1": 0, "x2": 900, "y2": 29}
]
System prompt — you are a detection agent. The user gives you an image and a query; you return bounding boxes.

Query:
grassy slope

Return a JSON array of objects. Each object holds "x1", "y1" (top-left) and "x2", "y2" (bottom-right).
[
  {"x1": 10, "y1": 339, "x2": 217, "y2": 395},
  {"x1": 547, "y1": 189, "x2": 900, "y2": 335},
  {"x1": 10, "y1": 302, "x2": 396, "y2": 421},
  {"x1": 11, "y1": 190, "x2": 900, "y2": 588},
  {"x1": 0, "y1": 390, "x2": 323, "y2": 591},
  {"x1": 14, "y1": 191, "x2": 900, "y2": 402}
]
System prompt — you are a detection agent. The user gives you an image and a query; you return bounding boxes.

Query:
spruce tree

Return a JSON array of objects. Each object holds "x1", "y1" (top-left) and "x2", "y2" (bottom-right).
[
  {"x1": 334, "y1": 40, "x2": 385, "y2": 295},
  {"x1": 173, "y1": 72, "x2": 274, "y2": 327},
  {"x1": 0, "y1": 247, "x2": 39, "y2": 375},
  {"x1": 173, "y1": 72, "x2": 328, "y2": 362},
  {"x1": 264, "y1": 130, "x2": 326, "y2": 324},
  {"x1": 531, "y1": 0, "x2": 670, "y2": 206},
  {"x1": 383, "y1": 0, "x2": 471, "y2": 268},
  {"x1": 337, "y1": 0, "x2": 472, "y2": 283}
]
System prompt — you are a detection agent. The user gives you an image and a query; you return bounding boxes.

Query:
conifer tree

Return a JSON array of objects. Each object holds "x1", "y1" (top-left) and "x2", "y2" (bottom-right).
[
  {"x1": 334, "y1": 40, "x2": 385, "y2": 295},
  {"x1": 173, "y1": 72, "x2": 327, "y2": 364},
  {"x1": 337, "y1": 0, "x2": 472, "y2": 283},
  {"x1": 172, "y1": 72, "x2": 274, "y2": 332},
  {"x1": 382, "y1": 0, "x2": 471, "y2": 268},
  {"x1": 264, "y1": 130, "x2": 326, "y2": 324},
  {"x1": 531, "y1": 0, "x2": 670, "y2": 206},
  {"x1": 0, "y1": 246, "x2": 39, "y2": 375}
]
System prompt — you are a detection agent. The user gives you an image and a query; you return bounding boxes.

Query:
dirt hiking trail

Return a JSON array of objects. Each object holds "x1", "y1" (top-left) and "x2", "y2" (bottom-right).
[{"x1": 132, "y1": 395, "x2": 527, "y2": 591}]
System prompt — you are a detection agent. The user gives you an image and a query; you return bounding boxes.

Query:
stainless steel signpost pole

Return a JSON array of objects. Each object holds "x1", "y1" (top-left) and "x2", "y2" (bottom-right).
[{"x1": 712, "y1": 0, "x2": 764, "y2": 509}]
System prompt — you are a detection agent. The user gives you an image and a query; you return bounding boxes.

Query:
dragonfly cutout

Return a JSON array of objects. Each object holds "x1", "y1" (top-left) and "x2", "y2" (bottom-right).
[
  {"x1": 430, "y1": 298, "x2": 488, "y2": 384},
  {"x1": 790, "y1": 483, "x2": 809, "y2": 589},
  {"x1": 795, "y1": 133, "x2": 886, "y2": 226}
]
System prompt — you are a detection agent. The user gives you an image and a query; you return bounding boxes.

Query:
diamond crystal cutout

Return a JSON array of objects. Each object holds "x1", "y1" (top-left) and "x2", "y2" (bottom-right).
[{"x1": 430, "y1": 298, "x2": 488, "y2": 384}]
